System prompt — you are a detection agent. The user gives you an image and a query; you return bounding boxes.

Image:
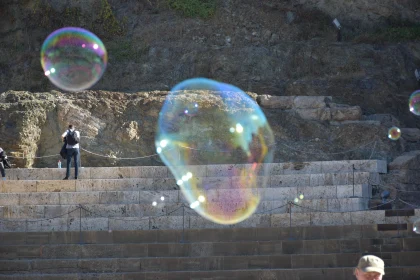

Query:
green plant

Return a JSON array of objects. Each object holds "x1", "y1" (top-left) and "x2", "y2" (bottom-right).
[
  {"x1": 98, "y1": 0, "x2": 126, "y2": 36},
  {"x1": 167, "y1": 0, "x2": 216, "y2": 19},
  {"x1": 107, "y1": 39, "x2": 149, "y2": 62},
  {"x1": 353, "y1": 24, "x2": 420, "y2": 44},
  {"x1": 63, "y1": 7, "x2": 82, "y2": 26}
]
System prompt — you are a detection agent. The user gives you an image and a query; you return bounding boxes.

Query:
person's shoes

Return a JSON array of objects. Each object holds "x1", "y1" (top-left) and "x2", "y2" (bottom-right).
[
  {"x1": 75, "y1": 177, "x2": 78, "y2": 180},
  {"x1": 63, "y1": 177, "x2": 68, "y2": 180}
]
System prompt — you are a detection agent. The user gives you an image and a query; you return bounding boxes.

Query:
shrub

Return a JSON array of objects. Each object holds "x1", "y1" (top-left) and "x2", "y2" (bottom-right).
[{"x1": 167, "y1": 0, "x2": 216, "y2": 19}]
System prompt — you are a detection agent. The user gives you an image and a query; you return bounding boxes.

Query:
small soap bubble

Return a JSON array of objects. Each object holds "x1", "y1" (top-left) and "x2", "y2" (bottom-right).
[
  {"x1": 409, "y1": 90, "x2": 420, "y2": 116},
  {"x1": 160, "y1": 196, "x2": 165, "y2": 201},
  {"x1": 156, "y1": 78, "x2": 274, "y2": 225},
  {"x1": 299, "y1": 193, "x2": 304, "y2": 200},
  {"x1": 388, "y1": 127, "x2": 401, "y2": 141},
  {"x1": 414, "y1": 218, "x2": 420, "y2": 234},
  {"x1": 41, "y1": 27, "x2": 107, "y2": 92},
  {"x1": 152, "y1": 201, "x2": 157, "y2": 206},
  {"x1": 294, "y1": 198, "x2": 299, "y2": 203}
]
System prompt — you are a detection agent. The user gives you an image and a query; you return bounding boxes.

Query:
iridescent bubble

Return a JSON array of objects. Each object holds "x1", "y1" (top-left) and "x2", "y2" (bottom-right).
[
  {"x1": 409, "y1": 90, "x2": 420, "y2": 116},
  {"x1": 388, "y1": 127, "x2": 401, "y2": 141},
  {"x1": 414, "y1": 218, "x2": 420, "y2": 234},
  {"x1": 41, "y1": 27, "x2": 107, "y2": 92},
  {"x1": 156, "y1": 78, "x2": 274, "y2": 225}
]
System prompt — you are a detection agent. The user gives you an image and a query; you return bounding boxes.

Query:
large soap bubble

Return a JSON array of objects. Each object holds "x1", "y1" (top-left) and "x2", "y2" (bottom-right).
[
  {"x1": 156, "y1": 78, "x2": 274, "y2": 225},
  {"x1": 409, "y1": 90, "x2": 420, "y2": 116},
  {"x1": 41, "y1": 27, "x2": 107, "y2": 92}
]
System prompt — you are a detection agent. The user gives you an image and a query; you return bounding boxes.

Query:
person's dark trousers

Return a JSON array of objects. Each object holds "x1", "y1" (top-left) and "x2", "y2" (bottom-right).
[
  {"x1": 66, "y1": 148, "x2": 80, "y2": 179},
  {"x1": 0, "y1": 161, "x2": 5, "y2": 178}
]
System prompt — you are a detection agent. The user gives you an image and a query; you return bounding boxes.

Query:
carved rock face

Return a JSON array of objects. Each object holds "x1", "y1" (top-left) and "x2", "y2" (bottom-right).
[{"x1": 0, "y1": 90, "x2": 413, "y2": 168}]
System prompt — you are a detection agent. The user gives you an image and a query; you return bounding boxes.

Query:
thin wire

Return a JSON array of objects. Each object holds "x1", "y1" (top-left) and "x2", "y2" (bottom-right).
[
  {"x1": 79, "y1": 204, "x2": 183, "y2": 221},
  {"x1": 398, "y1": 198, "x2": 420, "y2": 209},
  {"x1": 255, "y1": 203, "x2": 289, "y2": 215},
  {"x1": 366, "y1": 175, "x2": 420, "y2": 193},
  {"x1": 8, "y1": 154, "x2": 59, "y2": 159},
  {"x1": 0, "y1": 206, "x2": 81, "y2": 223},
  {"x1": 278, "y1": 139, "x2": 378, "y2": 155},
  {"x1": 290, "y1": 198, "x2": 397, "y2": 213},
  {"x1": 80, "y1": 148, "x2": 160, "y2": 160},
  {"x1": 6, "y1": 137, "x2": 378, "y2": 161},
  {"x1": 369, "y1": 141, "x2": 377, "y2": 160}
]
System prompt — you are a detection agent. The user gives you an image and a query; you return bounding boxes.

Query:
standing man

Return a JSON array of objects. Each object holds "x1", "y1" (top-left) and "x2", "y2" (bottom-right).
[
  {"x1": 61, "y1": 124, "x2": 80, "y2": 180},
  {"x1": 0, "y1": 147, "x2": 10, "y2": 180},
  {"x1": 354, "y1": 255, "x2": 384, "y2": 280}
]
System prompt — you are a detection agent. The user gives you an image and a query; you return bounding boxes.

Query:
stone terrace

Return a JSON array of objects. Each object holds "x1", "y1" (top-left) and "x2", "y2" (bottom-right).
[{"x1": 0, "y1": 160, "x2": 419, "y2": 279}]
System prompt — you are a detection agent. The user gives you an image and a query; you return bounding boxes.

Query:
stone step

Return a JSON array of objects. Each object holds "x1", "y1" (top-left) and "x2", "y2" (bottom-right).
[
  {"x1": 1, "y1": 225, "x2": 419, "y2": 245},
  {"x1": 0, "y1": 178, "x2": 369, "y2": 198},
  {"x1": 0, "y1": 252, "x2": 419, "y2": 274},
  {"x1": 1, "y1": 237, "x2": 419, "y2": 260},
  {"x1": 0, "y1": 184, "x2": 369, "y2": 206},
  {"x1": 0, "y1": 184, "x2": 369, "y2": 205},
  {"x1": 4, "y1": 160, "x2": 387, "y2": 180},
  {"x1": 0, "y1": 172, "x2": 379, "y2": 193},
  {"x1": 1, "y1": 198, "x2": 369, "y2": 219},
  {"x1": 1, "y1": 210, "x2": 418, "y2": 232},
  {"x1": 0, "y1": 266, "x2": 417, "y2": 280}
]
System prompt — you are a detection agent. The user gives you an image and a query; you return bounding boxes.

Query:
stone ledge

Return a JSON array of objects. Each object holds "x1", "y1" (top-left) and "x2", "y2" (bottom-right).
[
  {"x1": 2, "y1": 160, "x2": 386, "y2": 181},
  {"x1": 1, "y1": 210, "x2": 416, "y2": 232}
]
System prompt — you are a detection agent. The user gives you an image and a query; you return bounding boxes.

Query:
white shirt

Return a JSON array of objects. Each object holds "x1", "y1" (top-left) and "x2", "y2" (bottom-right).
[{"x1": 61, "y1": 129, "x2": 80, "y2": 149}]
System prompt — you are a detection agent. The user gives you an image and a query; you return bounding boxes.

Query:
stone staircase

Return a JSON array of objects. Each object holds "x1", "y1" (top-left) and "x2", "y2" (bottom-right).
[{"x1": 0, "y1": 160, "x2": 419, "y2": 279}]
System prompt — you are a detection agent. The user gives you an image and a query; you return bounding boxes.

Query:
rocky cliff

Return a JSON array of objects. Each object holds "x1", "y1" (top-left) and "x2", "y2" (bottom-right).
[
  {"x1": 1, "y1": 0, "x2": 420, "y2": 168},
  {"x1": 1, "y1": 0, "x2": 420, "y2": 128},
  {"x1": 0, "y1": 90, "x2": 418, "y2": 168}
]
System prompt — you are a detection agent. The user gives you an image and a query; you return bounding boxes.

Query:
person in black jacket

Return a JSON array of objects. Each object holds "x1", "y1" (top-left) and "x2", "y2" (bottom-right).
[
  {"x1": 61, "y1": 124, "x2": 80, "y2": 180},
  {"x1": 0, "y1": 147, "x2": 10, "y2": 180}
]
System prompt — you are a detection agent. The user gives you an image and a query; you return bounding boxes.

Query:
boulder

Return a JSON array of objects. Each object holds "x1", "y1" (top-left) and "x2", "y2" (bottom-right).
[
  {"x1": 401, "y1": 128, "x2": 420, "y2": 142},
  {"x1": 362, "y1": 114, "x2": 401, "y2": 128},
  {"x1": 295, "y1": 108, "x2": 331, "y2": 121},
  {"x1": 293, "y1": 96, "x2": 332, "y2": 109},
  {"x1": 388, "y1": 150, "x2": 420, "y2": 170},
  {"x1": 331, "y1": 106, "x2": 362, "y2": 121},
  {"x1": 257, "y1": 95, "x2": 294, "y2": 109}
]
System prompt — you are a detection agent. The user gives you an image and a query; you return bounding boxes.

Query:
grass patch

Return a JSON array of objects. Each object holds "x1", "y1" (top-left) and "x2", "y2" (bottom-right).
[
  {"x1": 107, "y1": 39, "x2": 149, "y2": 62},
  {"x1": 354, "y1": 25, "x2": 420, "y2": 43},
  {"x1": 167, "y1": 0, "x2": 216, "y2": 19},
  {"x1": 98, "y1": 0, "x2": 127, "y2": 36}
]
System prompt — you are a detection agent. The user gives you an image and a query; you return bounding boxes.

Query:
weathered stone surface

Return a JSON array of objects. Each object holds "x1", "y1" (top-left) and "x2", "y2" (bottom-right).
[
  {"x1": 36, "y1": 180, "x2": 76, "y2": 192},
  {"x1": 0, "y1": 180, "x2": 36, "y2": 193},
  {"x1": 59, "y1": 192, "x2": 100, "y2": 205},
  {"x1": 295, "y1": 108, "x2": 331, "y2": 121},
  {"x1": 311, "y1": 212, "x2": 351, "y2": 226},
  {"x1": 401, "y1": 128, "x2": 420, "y2": 142},
  {"x1": 3, "y1": 205, "x2": 45, "y2": 219},
  {"x1": 19, "y1": 193, "x2": 60, "y2": 205},
  {"x1": 293, "y1": 96, "x2": 332, "y2": 109},
  {"x1": 257, "y1": 95, "x2": 294, "y2": 109},
  {"x1": 330, "y1": 105, "x2": 362, "y2": 121},
  {"x1": 389, "y1": 150, "x2": 420, "y2": 170}
]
